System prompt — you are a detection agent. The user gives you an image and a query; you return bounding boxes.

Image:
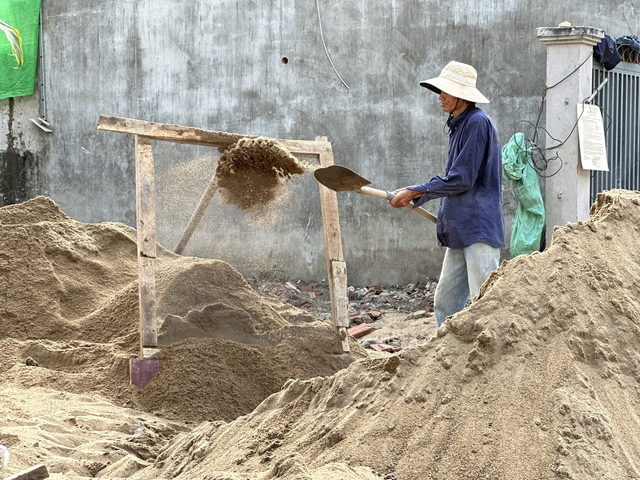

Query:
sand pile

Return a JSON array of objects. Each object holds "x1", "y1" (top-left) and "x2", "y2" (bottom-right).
[
  {"x1": 0, "y1": 196, "x2": 362, "y2": 477},
  {"x1": 3, "y1": 190, "x2": 640, "y2": 480},
  {"x1": 127, "y1": 189, "x2": 640, "y2": 480}
]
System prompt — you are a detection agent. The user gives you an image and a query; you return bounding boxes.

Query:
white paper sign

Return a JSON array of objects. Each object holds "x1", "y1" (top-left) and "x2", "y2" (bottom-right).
[{"x1": 577, "y1": 103, "x2": 609, "y2": 171}]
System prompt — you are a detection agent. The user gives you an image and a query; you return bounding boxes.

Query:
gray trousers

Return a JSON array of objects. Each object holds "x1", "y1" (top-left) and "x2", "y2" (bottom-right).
[{"x1": 434, "y1": 242, "x2": 500, "y2": 328}]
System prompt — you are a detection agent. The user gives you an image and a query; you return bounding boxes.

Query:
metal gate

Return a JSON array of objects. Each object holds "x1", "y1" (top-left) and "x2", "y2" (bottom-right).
[{"x1": 590, "y1": 61, "x2": 640, "y2": 203}]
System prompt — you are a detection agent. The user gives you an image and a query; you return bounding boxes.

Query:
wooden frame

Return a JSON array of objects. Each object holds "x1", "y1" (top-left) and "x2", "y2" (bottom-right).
[{"x1": 97, "y1": 115, "x2": 351, "y2": 354}]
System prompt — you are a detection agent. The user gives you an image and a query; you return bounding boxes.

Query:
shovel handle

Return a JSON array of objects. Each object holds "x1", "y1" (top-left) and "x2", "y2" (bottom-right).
[{"x1": 358, "y1": 186, "x2": 437, "y2": 224}]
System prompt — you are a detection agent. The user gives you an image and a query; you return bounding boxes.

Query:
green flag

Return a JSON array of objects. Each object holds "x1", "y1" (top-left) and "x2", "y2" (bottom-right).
[{"x1": 0, "y1": 0, "x2": 41, "y2": 100}]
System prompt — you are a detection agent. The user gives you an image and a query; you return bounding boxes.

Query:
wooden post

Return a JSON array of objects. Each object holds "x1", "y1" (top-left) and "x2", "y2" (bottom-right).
[
  {"x1": 316, "y1": 137, "x2": 350, "y2": 351},
  {"x1": 135, "y1": 136, "x2": 158, "y2": 356}
]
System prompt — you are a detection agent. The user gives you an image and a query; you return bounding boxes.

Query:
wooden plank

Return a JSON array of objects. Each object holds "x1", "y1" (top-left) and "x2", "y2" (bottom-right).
[
  {"x1": 330, "y1": 261, "x2": 349, "y2": 328},
  {"x1": 138, "y1": 256, "x2": 158, "y2": 352},
  {"x1": 135, "y1": 136, "x2": 158, "y2": 354},
  {"x1": 98, "y1": 115, "x2": 332, "y2": 155},
  {"x1": 174, "y1": 172, "x2": 218, "y2": 255},
  {"x1": 135, "y1": 136, "x2": 157, "y2": 258},
  {"x1": 314, "y1": 136, "x2": 349, "y2": 351},
  {"x1": 331, "y1": 260, "x2": 351, "y2": 352},
  {"x1": 142, "y1": 347, "x2": 159, "y2": 359},
  {"x1": 316, "y1": 147, "x2": 344, "y2": 264},
  {"x1": 99, "y1": 115, "x2": 246, "y2": 149},
  {"x1": 278, "y1": 138, "x2": 332, "y2": 156},
  {"x1": 3, "y1": 464, "x2": 49, "y2": 480}
]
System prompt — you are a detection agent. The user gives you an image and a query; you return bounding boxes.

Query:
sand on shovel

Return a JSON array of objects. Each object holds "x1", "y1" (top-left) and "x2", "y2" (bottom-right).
[{"x1": 129, "y1": 189, "x2": 640, "y2": 480}]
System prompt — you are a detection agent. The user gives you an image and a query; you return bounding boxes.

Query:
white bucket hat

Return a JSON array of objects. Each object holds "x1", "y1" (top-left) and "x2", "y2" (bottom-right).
[{"x1": 420, "y1": 61, "x2": 490, "y2": 104}]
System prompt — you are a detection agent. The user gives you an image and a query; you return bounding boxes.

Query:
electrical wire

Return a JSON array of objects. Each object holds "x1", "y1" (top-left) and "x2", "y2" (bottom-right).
[
  {"x1": 315, "y1": 0, "x2": 349, "y2": 91},
  {"x1": 512, "y1": 52, "x2": 602, "y2": 179}
]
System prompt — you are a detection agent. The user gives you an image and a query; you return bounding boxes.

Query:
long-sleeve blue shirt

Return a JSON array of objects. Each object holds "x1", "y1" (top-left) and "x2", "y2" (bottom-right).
[{"x1": 408, "y1": 105, "x2": 505, "y2": 249}]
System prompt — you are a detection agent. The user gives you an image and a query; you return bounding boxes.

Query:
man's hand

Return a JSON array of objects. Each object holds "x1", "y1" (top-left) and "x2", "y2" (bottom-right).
[{"x1": 390, "y1": 188, "x2": 421, "y2": 208}]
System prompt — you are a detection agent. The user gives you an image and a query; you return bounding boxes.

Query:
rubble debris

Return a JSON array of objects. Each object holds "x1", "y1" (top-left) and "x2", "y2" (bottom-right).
[
  {"x1": 247, "y1": 277, "x2": 438, "y2": 354},
  {"x1": 247, "y1": 278, "x2": 438, "y2": 321},
  {"x1": 347, "y1": 324, "x2": 375, "y2": 339}
]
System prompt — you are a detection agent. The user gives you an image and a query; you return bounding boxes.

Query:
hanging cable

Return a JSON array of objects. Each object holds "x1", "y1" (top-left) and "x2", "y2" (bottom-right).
[
  {"x1": 315, "y1": 0, "x2": 349, "y2": 91},
  {"x1": 512, "y1": 52, "x2": 601, "y2": 178}
]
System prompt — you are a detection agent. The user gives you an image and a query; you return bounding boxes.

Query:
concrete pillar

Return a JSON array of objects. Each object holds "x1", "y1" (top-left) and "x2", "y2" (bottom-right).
[{"x1": 536, "y1": 25, "x2": 604, "y2": 246}]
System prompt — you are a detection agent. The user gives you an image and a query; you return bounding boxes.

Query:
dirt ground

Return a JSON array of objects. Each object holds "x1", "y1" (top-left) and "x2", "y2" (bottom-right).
[{"x1": 1, "y1": 189, "x2": 640, "y2": 480}]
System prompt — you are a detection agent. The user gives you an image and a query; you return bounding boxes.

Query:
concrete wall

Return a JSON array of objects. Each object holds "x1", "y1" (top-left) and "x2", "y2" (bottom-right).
[{"x1": 1, "y1": 0, "x2": 638, "y2": 285}]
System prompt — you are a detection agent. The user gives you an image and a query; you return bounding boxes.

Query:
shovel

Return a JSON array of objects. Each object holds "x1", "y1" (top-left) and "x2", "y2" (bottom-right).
[{"x1": 314, "y1": 165, "x2": 437, "y2": 224}]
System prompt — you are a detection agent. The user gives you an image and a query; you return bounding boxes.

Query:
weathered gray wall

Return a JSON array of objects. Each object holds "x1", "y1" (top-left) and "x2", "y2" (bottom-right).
[{"x1": 1, "y1": 0, "x2": 638, "y2": 285}]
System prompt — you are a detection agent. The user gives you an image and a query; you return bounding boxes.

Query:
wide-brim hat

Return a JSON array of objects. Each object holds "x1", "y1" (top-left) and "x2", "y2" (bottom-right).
[{"x1": 420, "y1": 61, "x2": 490, "y2": 104}]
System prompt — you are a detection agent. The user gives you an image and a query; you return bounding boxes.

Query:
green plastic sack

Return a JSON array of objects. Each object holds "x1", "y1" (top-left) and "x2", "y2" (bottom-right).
[
  {"x1": 0, "y1": 0, "x2": 41, "y2": 100},
  {"x1": 502, "y1": 133, "x2": 545, "y2": 257}
]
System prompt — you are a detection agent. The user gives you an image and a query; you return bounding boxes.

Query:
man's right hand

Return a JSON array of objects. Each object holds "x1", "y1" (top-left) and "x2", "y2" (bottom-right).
[{"x1": 390, "y1": 188, "x2": 421, "y2": 208}]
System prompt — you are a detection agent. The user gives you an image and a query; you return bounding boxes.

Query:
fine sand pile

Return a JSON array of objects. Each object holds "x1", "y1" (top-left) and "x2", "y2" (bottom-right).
[
  {"x1": 0, "y1": 196, "x2": 363, "y2": 478},
  {"x1": 1, "y1": 189, "x2": 640, "y2": 480}
]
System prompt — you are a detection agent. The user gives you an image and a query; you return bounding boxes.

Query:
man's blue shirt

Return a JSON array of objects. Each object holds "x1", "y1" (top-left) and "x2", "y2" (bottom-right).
[{"x1": 407, "y1": 105, "x2": 505, "y2": 249}]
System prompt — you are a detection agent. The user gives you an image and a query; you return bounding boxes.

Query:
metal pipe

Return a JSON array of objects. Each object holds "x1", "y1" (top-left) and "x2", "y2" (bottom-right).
[{"x1": 38, "y1": 1, "x2": 46, "y2": 121}]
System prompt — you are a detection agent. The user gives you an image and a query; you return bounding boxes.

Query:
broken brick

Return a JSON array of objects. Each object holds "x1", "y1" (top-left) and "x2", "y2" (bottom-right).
[{"x1": 347, "y1": 323, "x2": 375, "y2": 339}]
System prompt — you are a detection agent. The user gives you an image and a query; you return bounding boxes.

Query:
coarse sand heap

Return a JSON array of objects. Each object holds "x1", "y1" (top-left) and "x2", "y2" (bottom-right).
[{"x1": 1, "y1": 190, "x2": 640, "y2": 480}]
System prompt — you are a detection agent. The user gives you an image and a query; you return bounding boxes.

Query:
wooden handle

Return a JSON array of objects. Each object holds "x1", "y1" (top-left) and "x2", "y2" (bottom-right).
[
  {"x1": 359, "y1": 186, "x2": 393, "y2": 200},
  {"x1": 408, "y1": 203, "x2": 438, "y2": 223},
  {"x1": 358, "y1": 186, "x2": 437, "y2": 224}
]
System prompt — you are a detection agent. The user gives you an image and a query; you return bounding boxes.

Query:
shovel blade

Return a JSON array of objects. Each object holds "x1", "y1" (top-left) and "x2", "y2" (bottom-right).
[{"x1": 314, "y1": 165, "x2": 371, "y2": 192}]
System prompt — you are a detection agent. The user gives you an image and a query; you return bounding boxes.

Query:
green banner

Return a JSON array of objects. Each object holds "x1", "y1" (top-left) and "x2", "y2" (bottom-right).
[{"x1": 0, "y1": 0, "x2": 41, "y2": 100}]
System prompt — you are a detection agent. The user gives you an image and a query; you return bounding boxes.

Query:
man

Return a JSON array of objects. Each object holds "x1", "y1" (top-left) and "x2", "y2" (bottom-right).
[{"x1": 390, "y1": 61, "x2": 504, "y2": 329}]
